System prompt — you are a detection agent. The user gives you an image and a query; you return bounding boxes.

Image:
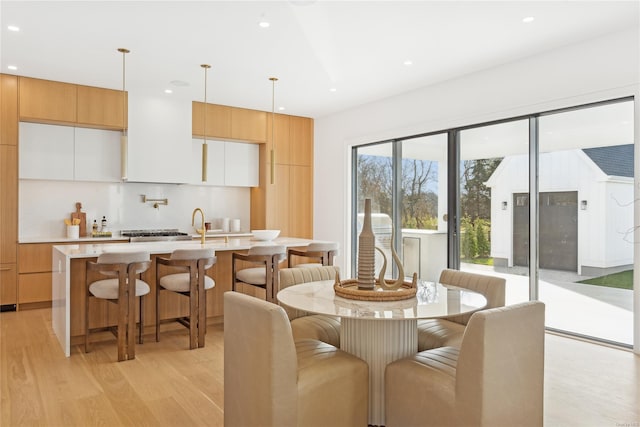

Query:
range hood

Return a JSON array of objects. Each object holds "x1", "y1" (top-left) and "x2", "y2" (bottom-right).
[{"x1": 125, "y1": 91, "x2": 192, "y2": 184}]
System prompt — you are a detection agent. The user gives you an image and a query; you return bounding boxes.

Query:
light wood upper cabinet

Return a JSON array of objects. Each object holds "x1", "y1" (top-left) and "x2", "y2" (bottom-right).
[
  {"x1": 1, "y1": 74, "x2": 18, "y2": 146},
  {"x1": 76, "y1": 85, "x2": 126, "y2": 130},
  {"x1": 0, "y1": 145, "x2": 18, "y2": 264},
  {"x1": 19, "y1": 77, "x2": 77, "y2": 124},
  {"x1": 192, "y1": 101, "x2": 232, "y2": 139},
  {"x1": 231, "y1": 107, "x2": 267, "y2": 143},
  {"x1": 269, "y1": 114, "x2": 290, "y2": 165},
  {"x1": 290, "y1": 116, "x2": 313, "y2": 167}
]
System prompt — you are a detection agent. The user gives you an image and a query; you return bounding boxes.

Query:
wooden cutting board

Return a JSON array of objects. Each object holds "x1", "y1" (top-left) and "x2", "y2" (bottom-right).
[{"x1": 71, "y1": 202, "x2": 87, "y2": 237}]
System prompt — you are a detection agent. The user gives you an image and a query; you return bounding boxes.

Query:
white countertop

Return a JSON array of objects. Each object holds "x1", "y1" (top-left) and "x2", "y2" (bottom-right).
[
  {"x1": 52, "y1": 236, "x2": 314, "y2": 258},
  {"x1": 19, "y1": 235, "x2": 129, "y2": 244}
]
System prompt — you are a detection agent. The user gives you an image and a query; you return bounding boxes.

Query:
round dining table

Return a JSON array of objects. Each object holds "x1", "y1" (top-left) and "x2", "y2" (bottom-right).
[{"x1": 277, "y1": 279, "x2": 488, "y2": 426}]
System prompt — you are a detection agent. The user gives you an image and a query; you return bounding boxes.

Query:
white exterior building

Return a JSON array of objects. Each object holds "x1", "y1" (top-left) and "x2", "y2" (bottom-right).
[{"x1": 486, "y1": 145, "x2": 634, "y2": 276}]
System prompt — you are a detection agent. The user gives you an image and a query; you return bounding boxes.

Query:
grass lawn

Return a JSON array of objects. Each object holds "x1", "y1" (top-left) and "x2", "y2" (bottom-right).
[
  {"x1": 577, "y1": 270, "x2": 633, "y2": 290},
  {"x1": 461, "y1": 257, "x2": 493, "y2": 266}
]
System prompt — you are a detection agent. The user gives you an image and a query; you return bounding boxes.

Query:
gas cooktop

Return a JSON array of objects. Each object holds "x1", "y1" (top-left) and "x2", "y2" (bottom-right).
[{"x1": 120, "y1": 229, "x2": 192, "y2": 242}]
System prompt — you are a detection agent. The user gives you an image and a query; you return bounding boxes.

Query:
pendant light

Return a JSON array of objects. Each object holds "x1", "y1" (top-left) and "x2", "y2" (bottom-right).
[
  {"x1": 118, "y1": 48, "x2": 129, "y2": 180},
  {"x1": 201, "y1": 64, "x2": 211, "y2": 182},
  {"x1": 269, "y1": 77, "x2": 278, "y2": 185}
]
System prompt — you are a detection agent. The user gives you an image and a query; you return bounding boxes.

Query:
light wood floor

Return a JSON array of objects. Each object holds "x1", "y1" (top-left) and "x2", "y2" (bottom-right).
[{"x1": 1, "y1": 308, "x2": 638, "y2": 426}]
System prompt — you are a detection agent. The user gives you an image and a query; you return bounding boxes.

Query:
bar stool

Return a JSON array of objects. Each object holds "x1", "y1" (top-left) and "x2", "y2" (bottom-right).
[
  {"x1": 232, "y1": 245, "x2": 286, "y2": 303},
  {"x1": 85, "y1": 251, "x2": 151, "y2": 362},
  {"x1": 287, "y1": 241, "x2": 339, "y2": 268},
  {"x1": 155, "y1": 248, "x2": 216, "y2": 349}
]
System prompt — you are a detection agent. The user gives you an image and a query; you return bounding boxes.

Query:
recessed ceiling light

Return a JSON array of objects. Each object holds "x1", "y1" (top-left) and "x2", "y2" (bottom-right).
[
  {"x1": 278, "y1": 106, "x2": 285, "y2": 111},
  {"x1": 7, "y1": 25, "x2": 20, "y2": 32},
  {"x1": 7, "y1": 65, "x2": 17, "y2": 70},
  {"x1": 522, "y1": 16, "x2": 535, "y2": 23},
  {"x1": 329, "y1": 87, "x2": 337, "y2": 92},
  {"x1": 403, "y1": 60, "x2": 413, "y2": 66},
  {"x1": 164, "y1": 89, "x2": 173, "y2": 94},
  {"x1": 259, "y1": 21, "x2": 270, "y2": 28}
]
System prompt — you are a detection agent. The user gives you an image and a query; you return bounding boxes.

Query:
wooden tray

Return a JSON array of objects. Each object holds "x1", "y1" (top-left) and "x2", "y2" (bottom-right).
[{"x1": 334, "y1": 278, "x2": 417, "y2": 301}]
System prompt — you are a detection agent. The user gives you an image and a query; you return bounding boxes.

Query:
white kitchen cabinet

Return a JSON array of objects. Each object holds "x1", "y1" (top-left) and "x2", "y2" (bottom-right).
[
  {"x1": 19, "y1": 122, "x2": 121, "y2": 182},
  {"x1": 74, "y1": 128, "x2": 121, "y2": 182},
  {"x1": 190, "y1": 139, "x2": 258, "y2": 187},
  {"x1": 191, "y1": 138, "x2": 225, "y2": 186},
  {"x1": 225, "y1": 142, "x2": 258, "y2": 187},
  {"x1": 19, "y1": 122, "x2": 74, "y2": 181},
  {"x1": 127, "y1": 92, "x2": 192, "y2": 184}
]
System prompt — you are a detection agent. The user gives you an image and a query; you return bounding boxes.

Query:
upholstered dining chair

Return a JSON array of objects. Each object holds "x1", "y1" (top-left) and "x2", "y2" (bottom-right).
[
  {"x1": 287, "y1": 241, "x2": 339, "y2": 268},
  {"x1": 278, "y1": 266, "x2": 341, "y2": 347},
  {"x1": 385, "y1": 301, "x2": 545, "y2": 427},
  {"x1": 417, "y1": 268, "x2": 505, "y2": 351},
  {"x1": 85, "y1": 251, "x2": 151, "y2": 362},
  {"x1": 155, "y1": 248, "x2": 216, "y2": 349},
  {"x1": 232, "y1": 245, "x2": 285, "y2": 303},
  {"x1": 224, "y1": 291, "x2": 369, "y2": 427}
]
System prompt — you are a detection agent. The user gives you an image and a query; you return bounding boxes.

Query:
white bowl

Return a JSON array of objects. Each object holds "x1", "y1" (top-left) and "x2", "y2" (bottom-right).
[{"x1": 252, "y1": 229, "x2": 280, "y2": 241}]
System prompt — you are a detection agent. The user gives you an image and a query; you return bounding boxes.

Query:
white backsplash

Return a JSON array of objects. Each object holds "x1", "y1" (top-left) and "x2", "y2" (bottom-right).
[{"x1": 19, "y1": 180, "x2": 251, "y2": 239}]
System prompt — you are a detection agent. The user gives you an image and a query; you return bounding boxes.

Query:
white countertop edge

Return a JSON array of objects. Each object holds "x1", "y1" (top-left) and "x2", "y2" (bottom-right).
[
  {"x1": 52, "y1": 236, "x2": 314, "y2": 258},
  {"x1": 20, "y1": 236, "x2": 129, "y2": 244}
]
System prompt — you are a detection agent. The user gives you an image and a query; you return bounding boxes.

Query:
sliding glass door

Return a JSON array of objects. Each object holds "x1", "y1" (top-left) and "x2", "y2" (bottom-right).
[
  {"x1": 353, "y1": 143, "x2": 394, "y2": 278},
  {"x1": 538, "y1": 100, "x2": 634, "y2": 345},
  {"x1": 351, "y1": 97, "x2": 635, "y2": 346},
  {"x1": 458, "y1": 119, "x2": 530, "y2": 305}
]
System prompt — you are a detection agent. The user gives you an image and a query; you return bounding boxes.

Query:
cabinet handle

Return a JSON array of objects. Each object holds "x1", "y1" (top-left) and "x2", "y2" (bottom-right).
[{"x1": 0, "y1": 267, "x2": 11, "y2": 271}]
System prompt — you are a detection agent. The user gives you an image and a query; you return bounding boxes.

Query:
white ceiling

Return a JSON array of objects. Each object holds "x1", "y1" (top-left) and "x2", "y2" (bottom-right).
[{"x1": 1, "y1": 1, "x2": 638, "y2": 119}]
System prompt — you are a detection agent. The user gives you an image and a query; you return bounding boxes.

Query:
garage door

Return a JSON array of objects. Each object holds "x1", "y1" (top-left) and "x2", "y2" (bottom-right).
[{"x1": 513, "y1": 191, "x2": 578, "y2": 271}]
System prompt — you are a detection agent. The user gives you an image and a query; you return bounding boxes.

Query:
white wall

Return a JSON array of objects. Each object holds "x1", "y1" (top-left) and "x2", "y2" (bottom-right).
[
  {"x1": 314, "y1": 28, "x2": 640, "y2": 350},
  {"x1": 19, "y1": 180, "x2": 250, "y2": 239}
]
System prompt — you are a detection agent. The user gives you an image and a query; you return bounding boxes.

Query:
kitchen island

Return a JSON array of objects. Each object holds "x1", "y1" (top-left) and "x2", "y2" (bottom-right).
[{"x1": 52, "y1": 237, "x2": 314, "y2": 356}]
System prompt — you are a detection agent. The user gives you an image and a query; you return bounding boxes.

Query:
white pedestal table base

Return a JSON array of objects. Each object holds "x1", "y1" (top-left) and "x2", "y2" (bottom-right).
[{"x1": 341, "y1": 318, "x2": 417, "y2": 426}]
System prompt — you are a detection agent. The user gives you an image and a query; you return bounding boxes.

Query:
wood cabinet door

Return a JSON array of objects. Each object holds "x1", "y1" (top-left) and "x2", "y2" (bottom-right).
[
  {"x1": 0, "y1": 145, "x2": 17, "y2": 264},
  {"x1": 19, "y1": 77, "x2": 77, "y2": 124},
  {"x1": 0, "y1": 264, "x2": 17, "y2": 305},
  {"x1": 18, "y1": 272, "x2": 52, "y2": 304},
  {"x1": 1, "y1": 74, "x2": 18, "y2": 146},
  {"x1": 193, "y1": 102, "x2": 232, "y2": 139},
  {"x1": 289, "y1": 116, "x2": 313, "y2": 166},
  {"x1": 289, "y1": 165, "x2": 313, "y2": 238},
  {"x1": 231, "y1": 107, "x2": 267, "y2": 143},
  {"x1": 76, "y1": 85, "x2": 126, "y2": 129},
  {"x1": 265, "y1": 164, "x2": 290, "y2": 236},
  {"x1": 269, "y1": 113, "x2": 290, "y2": 165},
  {"x1": 18, "y1": 243, "x2": 53, "y2": 273}
]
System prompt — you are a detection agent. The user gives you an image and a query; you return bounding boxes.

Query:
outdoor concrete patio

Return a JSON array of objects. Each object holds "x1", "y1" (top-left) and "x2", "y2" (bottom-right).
[{"x1": 462, "y1": 264, "x2": 634, "y2": 345}]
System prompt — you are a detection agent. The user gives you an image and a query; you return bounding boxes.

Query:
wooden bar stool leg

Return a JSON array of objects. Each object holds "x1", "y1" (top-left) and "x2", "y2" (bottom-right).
[
  {"x1": 117, "y1": 293, "x2": 127, "y2": 362},
  {"x1": 85, "y1": 289, "x2": 91, "y2": 353},
  {"x1": 139, "y1": 295, "x2": 145, "y2": 344},
  {"x1": 198, "y1": 278, "x2": 206, "y2": 348},
  {"x1": 127, "y1": 278, "x2": 136, "y2": 359},
  {"x1": 189, "y1": 266, "x2": 198, "y2": 349}
]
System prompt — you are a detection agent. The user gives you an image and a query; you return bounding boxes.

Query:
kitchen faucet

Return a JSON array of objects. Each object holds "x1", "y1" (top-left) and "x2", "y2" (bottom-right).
[{"x1": 192, "y1": 208, "x2": 206, "y2": 245}]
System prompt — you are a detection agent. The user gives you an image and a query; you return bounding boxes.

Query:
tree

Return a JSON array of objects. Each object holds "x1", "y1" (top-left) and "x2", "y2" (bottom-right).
[
  {"x1": 460, "y1": 158, "x2": 502, "y2": 221},
  {"x1": 357, "y1": 154, "x2": 439, "y2": 229},
  {"x1": 357, "y1": 154, "x2": 392, "y2": 214},
  {"x1": 401, "y1": 158, "x2": 438, "y2": 229}
]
